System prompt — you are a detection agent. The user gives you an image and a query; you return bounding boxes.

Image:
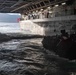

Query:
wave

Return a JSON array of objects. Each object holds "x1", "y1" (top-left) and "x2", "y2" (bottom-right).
[{"x1": 0, "y1": 23, "x2": 20, "y2": 33}]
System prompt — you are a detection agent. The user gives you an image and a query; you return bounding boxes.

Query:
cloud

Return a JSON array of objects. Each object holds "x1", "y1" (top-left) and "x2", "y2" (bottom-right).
[{"x1": 7, "y1": 13, "x2": 21, "y2": 15}]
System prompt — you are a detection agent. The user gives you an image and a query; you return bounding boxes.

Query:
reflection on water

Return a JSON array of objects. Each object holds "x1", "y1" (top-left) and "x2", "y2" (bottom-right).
[{"x1": 0, "y1": 38, "x2": 72, "y2": 75}]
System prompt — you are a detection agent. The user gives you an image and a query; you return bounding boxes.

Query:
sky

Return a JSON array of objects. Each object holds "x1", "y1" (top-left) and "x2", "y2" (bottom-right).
[
  {"x1": 0, "y1": 13, "x2": 21, "y2": 23},
  {"x1": 0, "y1": 13, "x2": 21, "y2": 33}
]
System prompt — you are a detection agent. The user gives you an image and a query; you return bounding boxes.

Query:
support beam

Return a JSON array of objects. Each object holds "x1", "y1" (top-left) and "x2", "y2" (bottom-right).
[
  {"x1": 10, "y1": 0, "x2": 23, "y2": 8},
  {"x1": 11, "y1": 0, "x2": 68, "y2": 13},
  {"x1": 11, "y1": 3, "x2": 30, "y2": 12},
  {"x1": 10, "y1": 0, "x2": 41, "y2": 12},
  {"x1": 0, "y1": 0, "x2": 7, "y2": 7},
  {"x1": 0, "y1": 7, "x2": 9, "y2": 11}
]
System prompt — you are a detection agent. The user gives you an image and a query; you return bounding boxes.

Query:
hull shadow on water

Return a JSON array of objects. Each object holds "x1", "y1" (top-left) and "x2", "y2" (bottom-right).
[{"x1": 0, "y1": 33, "x2": 75, "y2": 75}]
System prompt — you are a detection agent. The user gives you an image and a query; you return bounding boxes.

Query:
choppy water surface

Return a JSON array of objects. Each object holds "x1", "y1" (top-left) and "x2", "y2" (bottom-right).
[{"x1": 0, "y1": 38, "x2": 73, "y2": 75}]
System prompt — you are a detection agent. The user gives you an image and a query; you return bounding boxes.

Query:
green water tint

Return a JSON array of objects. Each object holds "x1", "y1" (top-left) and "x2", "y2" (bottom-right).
[{"x1": 65, "y1": 61, "x2": 76, "y2": 72}]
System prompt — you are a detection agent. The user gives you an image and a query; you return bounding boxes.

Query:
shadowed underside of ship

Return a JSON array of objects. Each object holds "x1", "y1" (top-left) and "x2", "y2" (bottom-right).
[{"x1": 0, "y1": 0, "x2": 72, "y2": 13}]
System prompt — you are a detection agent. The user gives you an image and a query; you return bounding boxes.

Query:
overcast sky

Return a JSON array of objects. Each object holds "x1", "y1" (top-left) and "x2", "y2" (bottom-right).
[
  {"x1": 0, "y1": 13, "x2": 21, "y2": 23},
  {"x1": 0, "y1": 13, "x2": 21, "y2": 33}
]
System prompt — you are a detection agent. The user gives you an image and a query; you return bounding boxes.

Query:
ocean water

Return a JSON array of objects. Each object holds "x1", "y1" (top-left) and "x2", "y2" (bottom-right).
[{"x1": 0, "y1": 23, "x2": 21, "y2": 33}]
